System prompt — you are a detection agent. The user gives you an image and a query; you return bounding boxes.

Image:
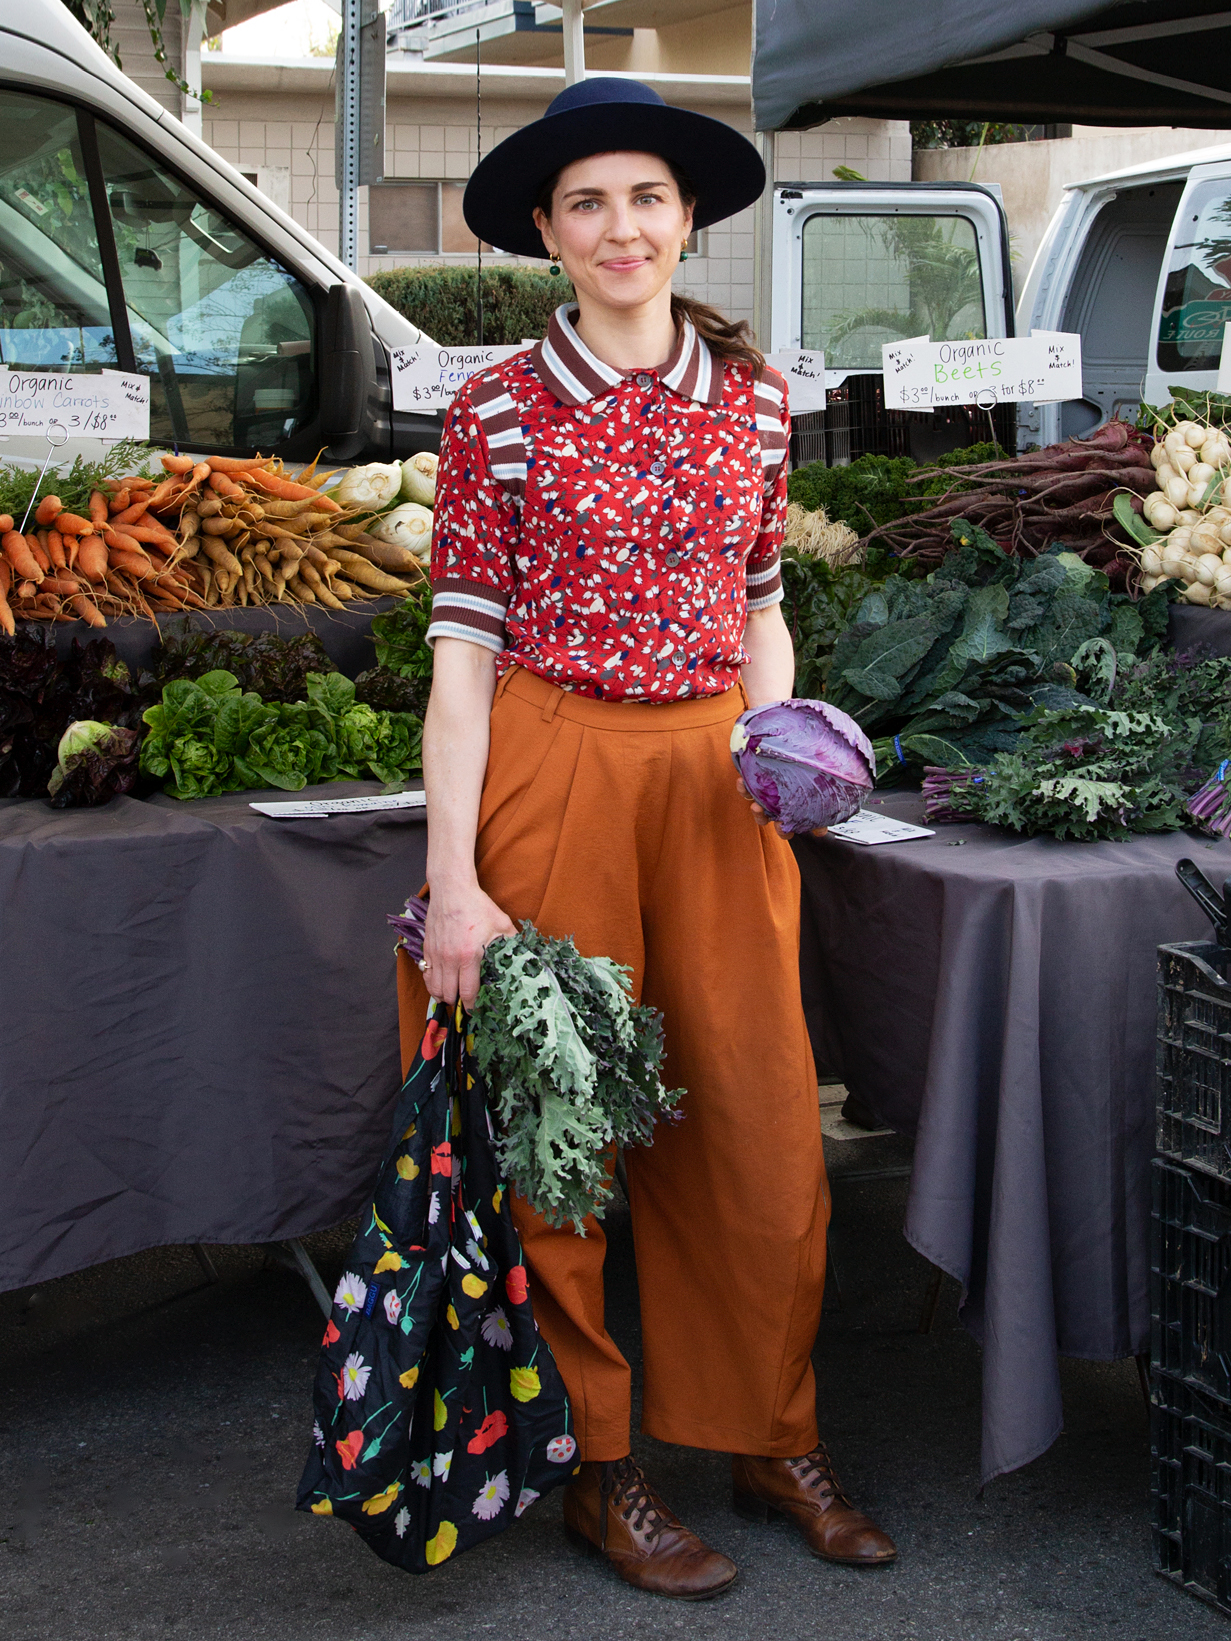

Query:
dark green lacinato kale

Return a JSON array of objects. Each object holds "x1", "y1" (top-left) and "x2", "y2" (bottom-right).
[
  {"x1": 471, "y1": 925, "x2": 683, "y2": 1233},
  {"x1": 821, "y1": 521, "x2": 1170, "y2": 779}
]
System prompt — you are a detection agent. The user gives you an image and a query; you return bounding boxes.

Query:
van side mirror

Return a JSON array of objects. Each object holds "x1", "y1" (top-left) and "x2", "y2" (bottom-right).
[{"x1": 319, "y1": 283, "x2": 375, "y2": 457}]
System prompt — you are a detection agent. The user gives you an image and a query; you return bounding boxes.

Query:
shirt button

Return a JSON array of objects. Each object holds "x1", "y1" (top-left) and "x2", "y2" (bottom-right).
[
  {"x1": 650, "y1": 461, "x2": 665, "y2": 476},
  {"x1": 665, "y1": 551, "x2": 680, "y2": 567},
  {"x1": 673, "y1": 650, "x2": 687, "y2": 667},
  {"x1": 636, "y1": 373, "x2": 652, "y2": 387}
]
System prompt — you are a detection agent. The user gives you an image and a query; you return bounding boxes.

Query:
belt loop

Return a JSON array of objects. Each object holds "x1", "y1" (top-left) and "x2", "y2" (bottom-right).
[
  {"x1": 541, "y1": 683, "x2": 562, "y2": 724},
  {"x1": 493, "y1": 668, "x2": 513, "y2": 703}
]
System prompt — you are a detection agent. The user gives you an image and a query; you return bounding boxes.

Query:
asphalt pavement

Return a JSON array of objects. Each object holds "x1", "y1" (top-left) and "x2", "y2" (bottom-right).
[{"x1": 1, "y1": 1127, "x2": 1221, "y2": 1641}]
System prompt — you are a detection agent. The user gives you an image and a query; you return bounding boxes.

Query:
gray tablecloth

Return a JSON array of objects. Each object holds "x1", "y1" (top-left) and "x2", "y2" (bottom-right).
[
  {"x1": 795, "y1": 794, "x2": 1231, "y2": 1483},
  {"x1": 0, "y1": 781, "x2": 427, "y2": 1294}
]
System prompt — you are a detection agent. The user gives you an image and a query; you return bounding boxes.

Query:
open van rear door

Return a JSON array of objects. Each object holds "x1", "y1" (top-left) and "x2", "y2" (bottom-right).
[
  {"x1": 1144, "y1": 159, "x2": 1231, "y2": 415},
  {"x1": 769, "y1": 181, "x2": 1013, "y2": 465},
  {"x1": 1021, "y1": 168, "x2": 1186, "y2": 448}
]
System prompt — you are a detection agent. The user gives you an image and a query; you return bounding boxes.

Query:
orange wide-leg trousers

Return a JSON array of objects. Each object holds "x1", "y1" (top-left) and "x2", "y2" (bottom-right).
[{"x1": 398, "y1": 665, "x2": 829, "y2": 1461}]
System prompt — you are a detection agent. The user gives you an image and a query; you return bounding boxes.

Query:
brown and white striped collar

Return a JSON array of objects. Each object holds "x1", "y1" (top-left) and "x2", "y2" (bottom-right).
[{"x1": 531, "y1": 303, "x2": 722, "y2": 409}]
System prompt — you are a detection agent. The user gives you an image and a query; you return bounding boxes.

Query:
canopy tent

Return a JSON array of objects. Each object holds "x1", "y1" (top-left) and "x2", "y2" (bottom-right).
[{"x1": 752, "y1": 0, "x2": 1231, "y2": 133}]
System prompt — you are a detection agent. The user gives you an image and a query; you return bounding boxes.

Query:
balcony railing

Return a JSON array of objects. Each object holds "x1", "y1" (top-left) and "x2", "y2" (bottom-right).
[{"x1": 386, "y1": 0, "x2": 489, "y2": 32}]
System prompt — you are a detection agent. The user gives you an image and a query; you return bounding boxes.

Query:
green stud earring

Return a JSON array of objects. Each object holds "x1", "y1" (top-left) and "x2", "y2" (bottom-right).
[
  {"x1": 549, "y1": 253, "x2": 561, "y2": 277},
  {"x1": 680, "y1": 240, "x2": 689, "y2": 261}
]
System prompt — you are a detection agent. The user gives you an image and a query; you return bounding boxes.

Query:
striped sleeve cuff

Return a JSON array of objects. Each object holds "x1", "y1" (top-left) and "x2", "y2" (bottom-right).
[
  {"x1": 746, "y1": 547, "x2": 784, "y2": 612},
  {"x1": 426, "y1": 577, "x2": 509, "y2": 654}
]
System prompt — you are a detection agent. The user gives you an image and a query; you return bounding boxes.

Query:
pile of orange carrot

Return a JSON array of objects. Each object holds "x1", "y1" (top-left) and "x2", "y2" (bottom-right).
[{"x1": 0, "y1": 452, "x2": 426, "y2": 634}]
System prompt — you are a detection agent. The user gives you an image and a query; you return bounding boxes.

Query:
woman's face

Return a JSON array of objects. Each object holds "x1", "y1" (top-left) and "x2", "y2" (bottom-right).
[{"x1": 533, "y1": 151, "x2": 693, "y2": 311}]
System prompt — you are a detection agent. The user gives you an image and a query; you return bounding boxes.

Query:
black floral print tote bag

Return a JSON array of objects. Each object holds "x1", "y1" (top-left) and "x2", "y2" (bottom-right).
[{"x1": 297, "y1": 997, "x2": 576, "y2": 1572}]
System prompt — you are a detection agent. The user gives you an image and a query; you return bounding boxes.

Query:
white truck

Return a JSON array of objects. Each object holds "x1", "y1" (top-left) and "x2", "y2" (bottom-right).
[
  {"x1": 0, "y1": 0, "x2": 439, "y2": 466},
  {"x1": 767, "y1": 151, "x2": 1231, "y2": 461}
]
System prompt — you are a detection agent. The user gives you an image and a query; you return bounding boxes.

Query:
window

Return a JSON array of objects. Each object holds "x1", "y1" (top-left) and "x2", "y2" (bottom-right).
[
  {"x1": 800, "y1": 212, "x2": 986, "y2": 370},
  {"x1": 94, "y1": 123, "x2": 316, "y2": 450},
  {"x1": 369, "y1": 180, "x2": 492, "y2": 255},
  {"x1": 0, "y1": 89, "x2": 117, "y2": 370},
  {"x1": 1157, "y1": 180, "x2": 1231, "y2": 373},
  {"x1": 370, "y1": 181, "x2": 438, "y2": 253}
]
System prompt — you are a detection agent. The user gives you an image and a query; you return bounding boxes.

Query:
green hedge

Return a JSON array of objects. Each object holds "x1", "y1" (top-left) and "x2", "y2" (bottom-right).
[{"x1": 365, "y1": 265, "x2": 574, "y2": 346}]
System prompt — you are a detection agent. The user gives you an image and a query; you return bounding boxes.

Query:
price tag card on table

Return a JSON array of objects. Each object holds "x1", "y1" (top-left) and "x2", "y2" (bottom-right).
[
  {"x1": 249, "y1": 790, "x2": 427, "y2": 819},
  {"x1": 0, "y1": 368, "x2": 150, "y2": 440},
  {"x1": 389, "y1": 344, "x2": 523, "y2": 412},
  {"x1": 826, "y1": 811, "x2": 935, "y2": 846},
  {"x1": 881, "y1": 332, "x2": 1082, "y2": 411}
]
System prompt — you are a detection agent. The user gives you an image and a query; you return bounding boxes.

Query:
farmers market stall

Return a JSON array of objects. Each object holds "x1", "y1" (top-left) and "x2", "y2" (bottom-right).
[
  {"x1": 795, "y1": 791, "x2": 1231, "y2": 1484},
  {"x1": 0, "y1": 779, "x2": 427, "y2": 1294}
]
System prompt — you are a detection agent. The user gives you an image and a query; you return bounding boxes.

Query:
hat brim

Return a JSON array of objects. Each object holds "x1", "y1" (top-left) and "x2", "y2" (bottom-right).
[{"x1": 463, "y1": 102, "x2": 765, "y2": 259}]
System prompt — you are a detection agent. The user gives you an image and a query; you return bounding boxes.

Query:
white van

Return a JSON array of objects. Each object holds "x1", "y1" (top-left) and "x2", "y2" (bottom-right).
[
  {"x1": 0, "y1": 0, "x2": 438, "y2": 464},
  {"x1": 768, "y1": 179, "x2": 1016, "y2": 464},
  {"x1": 1020, "y1": 142, "x2": 1231, "y2": 448},
  {"x1": 768, "y1": 156, "x2": 1231, "y2": 462}
]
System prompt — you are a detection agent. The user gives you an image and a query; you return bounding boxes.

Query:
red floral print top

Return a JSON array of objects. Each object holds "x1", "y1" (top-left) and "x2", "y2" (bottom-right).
[{"x1": 426, "y1": 304, "x2": 790, "y2": 701}]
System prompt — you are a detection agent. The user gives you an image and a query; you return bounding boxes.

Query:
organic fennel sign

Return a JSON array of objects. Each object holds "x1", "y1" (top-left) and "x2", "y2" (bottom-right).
[
  {"x1": 880, "y1": 333, "x2": 1082, "y2": 410},
  {"x1": 390, "y1": 345, "x2": 523, "y2": 412}
]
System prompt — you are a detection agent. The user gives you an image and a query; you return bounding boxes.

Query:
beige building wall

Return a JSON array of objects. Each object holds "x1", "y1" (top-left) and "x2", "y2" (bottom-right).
[
  {"x1": 112, "y1": 0, "x2": 184, "y2": 117},
  {"x1": 202, "y1": 64, "x2": 909, "y2": 327},
  {"x1": 915, "y1": 125, "x2": 1231, "y2": 294}
]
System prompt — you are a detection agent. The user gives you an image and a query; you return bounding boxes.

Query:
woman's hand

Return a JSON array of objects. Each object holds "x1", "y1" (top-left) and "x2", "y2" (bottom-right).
[
  {"x1": 736, "y1": 777, "x2": 828, "y2": 840},
  {"x1": 422, "y1": 884, "x2": 517, "y2": 1011}
]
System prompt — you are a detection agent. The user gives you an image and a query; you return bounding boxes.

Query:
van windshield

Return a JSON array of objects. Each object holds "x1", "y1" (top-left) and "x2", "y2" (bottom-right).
[
  {"x1": 800, "y1": 212, "x2": 986, "y2": 369},
  {"x1": 95, "y1": 124, "x2": 316, "y2": 450},
  {"x1": 0, "y1": 90, "x2": 116, "y2": 370},
  {"x1": 1157, "y1": 179, "x2": 1231, "y2": 373}
]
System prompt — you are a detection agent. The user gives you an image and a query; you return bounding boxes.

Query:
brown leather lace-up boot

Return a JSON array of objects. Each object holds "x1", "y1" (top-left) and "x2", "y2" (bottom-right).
[
  {"x1": 563, "y1": 1456, "x2": 738, "y2": 1599},
  {"x1": 732, "y1": 1444, "x2": 897, "y2": 1566}
]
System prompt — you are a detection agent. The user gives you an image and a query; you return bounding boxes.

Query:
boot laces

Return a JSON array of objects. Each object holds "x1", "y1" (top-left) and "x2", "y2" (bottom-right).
[
  {"x1": 788, "y1": 1443, "x2": 853, "y2": 1508},
  {"x1": 600, "y1": 1457, "x2": 668, "y2": 1548}
]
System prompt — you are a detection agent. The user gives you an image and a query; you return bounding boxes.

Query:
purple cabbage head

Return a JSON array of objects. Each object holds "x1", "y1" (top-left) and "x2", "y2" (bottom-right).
[{"x1": 730, "y1": 699, "x2": 874, "y2": 835}]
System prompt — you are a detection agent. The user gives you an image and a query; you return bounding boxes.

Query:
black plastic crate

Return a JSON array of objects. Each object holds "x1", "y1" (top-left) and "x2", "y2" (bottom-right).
[
  {"x1": 1152, "y1": 1369, "x2": 1231, "y2": 1617},
  {"x1": 1158, "y1": 941, "x2": 1231, "y2": 1182},
  {"x1": 1153, "y1": 1158, "x2": 1231, "y2": 1401}
]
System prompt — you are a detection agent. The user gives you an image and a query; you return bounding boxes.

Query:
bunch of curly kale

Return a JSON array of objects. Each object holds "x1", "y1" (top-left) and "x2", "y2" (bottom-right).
[{"x1": 390, "y1": 906, "x2": 682, "y2": 1231}]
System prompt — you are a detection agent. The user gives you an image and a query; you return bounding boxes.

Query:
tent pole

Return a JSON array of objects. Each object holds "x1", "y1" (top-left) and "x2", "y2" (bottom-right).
[
  {"x1": 563, "y1": 0, "x2": 585, "y2": 86},
  {"x1": 751, "y1": 129, "x2": 775, "y2": 350}
]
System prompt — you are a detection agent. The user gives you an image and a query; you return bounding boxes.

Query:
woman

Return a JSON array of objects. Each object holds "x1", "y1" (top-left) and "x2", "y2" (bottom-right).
[{"x1": 405, "y1": 77, "x2": 896, "y2": 1599}]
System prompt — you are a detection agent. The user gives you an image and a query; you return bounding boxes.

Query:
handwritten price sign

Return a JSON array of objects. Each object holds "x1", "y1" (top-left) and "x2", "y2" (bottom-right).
[
  {"x1": 0, "y1": 369, "x2": 150, "y2": 439},
  {"x1": 881, "y1": 332, "x2": 1081, "y2": 410},
  {"x1": 763, "y1": 350, "x2": 828, "y2": 413},
  {"x1": 390, "y1": 345, "x2": 524, "y2": 413}
]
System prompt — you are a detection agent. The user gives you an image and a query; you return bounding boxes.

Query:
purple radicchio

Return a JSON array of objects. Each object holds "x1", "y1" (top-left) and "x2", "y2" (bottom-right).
[
  {"x1": 388, "y1": 894, "x2": 428, "y2": 963},
  {"x1": 730, "y1": 698, "x2": 874, "y2": 835}
]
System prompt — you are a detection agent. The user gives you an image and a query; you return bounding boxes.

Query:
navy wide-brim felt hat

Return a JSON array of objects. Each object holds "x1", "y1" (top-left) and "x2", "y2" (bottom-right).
[{"x1": 463, "y1": 77, "x2": 766, "y2": 259}]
